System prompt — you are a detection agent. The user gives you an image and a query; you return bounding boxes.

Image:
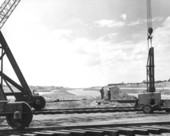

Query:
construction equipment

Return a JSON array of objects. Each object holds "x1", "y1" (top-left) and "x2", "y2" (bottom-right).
[
  {"x1": 0, "y1": 0, "x2": 46, "y2": 129},
  {"x1": 137, "y1": 0, "x2": 170, "y2": 113},
  {"x1": 0, "y1": 0, "x2": 169, "y2": 130}
]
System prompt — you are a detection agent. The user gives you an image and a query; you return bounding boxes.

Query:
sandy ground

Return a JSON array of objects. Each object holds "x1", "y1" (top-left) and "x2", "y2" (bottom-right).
[
  {"x1": 31, "y1": 88, "x2": 170, "y2": 127},
  {"x1": 67, "y1": 89, "x2": 100, "y2": 98},
  {"x1": 1, "y1": 87, "x2": 170, "y2": 129},
  {"x1": 31, "y1": 111, "x2": 170, "y2": 127},
  {"x1": 1, "y1": 110, "x2": 170, "y2": 129}
]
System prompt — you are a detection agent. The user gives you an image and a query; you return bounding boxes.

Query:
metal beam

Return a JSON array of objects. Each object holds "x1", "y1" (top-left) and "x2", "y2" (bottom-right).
[{"x1": 0, "y1": 31, "x2": 32, "y2": 95}]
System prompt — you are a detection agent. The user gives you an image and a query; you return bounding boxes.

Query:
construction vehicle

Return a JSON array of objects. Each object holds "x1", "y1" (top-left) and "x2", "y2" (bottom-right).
[
  {"x1": 0, "y1": 0, "x2": 46, "y2": 129},
  {"x1": 136, "y1": 0, "x2": 170, "y2": 113}
]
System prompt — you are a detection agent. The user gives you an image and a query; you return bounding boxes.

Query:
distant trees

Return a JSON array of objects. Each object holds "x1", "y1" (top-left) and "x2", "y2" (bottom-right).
[
  {"x1": 143, "y1": 79, "x2": 168, "y2": 83},
  {"x1": 109, "y1": 79, "x2": 170, "y2": 85}
]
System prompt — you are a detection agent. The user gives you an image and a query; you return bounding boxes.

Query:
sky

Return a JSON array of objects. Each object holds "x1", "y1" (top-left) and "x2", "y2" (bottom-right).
[{"x1": 1, "y1": 0, "x2": 170, "y2": 88}]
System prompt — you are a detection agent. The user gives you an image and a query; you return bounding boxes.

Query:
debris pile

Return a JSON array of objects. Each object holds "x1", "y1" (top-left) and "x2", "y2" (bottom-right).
[
  {"x1": 110, "y1": 87, "x2": 135, "y2": 100},
  {"x1": 100, "y1": 86, "x2": 136, "y2": 100}
]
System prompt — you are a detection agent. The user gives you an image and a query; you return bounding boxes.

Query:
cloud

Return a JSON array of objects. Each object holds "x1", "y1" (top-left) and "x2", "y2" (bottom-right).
[
  {"x1": 121, "y1": 14, "x2": 127, "y2": 21},
  {"x1": 128, "y1": 20, "x2": 141, "y2": 26},
  {"x1": 152, "y1": 17, "x2": 164, "y2": 22},
  {"x1": 94, "y1": 17, "x2": 163, "y2": 28},
  {"x1": 151, "y1": 16, "x2": 170, "y2": 80},
  {"x1": 3, "y1": 0, "x2": 168, "y2": 87},
  {"x1": 94, "y1": 19, "x2": 125, "y2": 27},
  {"x1": 154, "y1": 16, "x2": 170, "y2": 49},
  {"x1": 4, "y1": 15, "x2": 148, "y2": 87},
  {"x1": 50, "y1": 29, "x2": 72, "y2": 39},
  {"x1": 127, "y1": 17, "x2": 164, "y2": 26},
  {"x1": 99, "y1": 33, "x2": 118, "y2": 41}
]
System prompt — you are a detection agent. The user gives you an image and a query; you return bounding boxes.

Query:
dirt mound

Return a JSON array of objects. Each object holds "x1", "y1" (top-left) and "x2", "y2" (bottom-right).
[
  {"x1": 109, "y1": 87, "x2": 136, "y2": 100},
  {"x1": 41, "y1": 89, "x2": 80, "y2": 102}
]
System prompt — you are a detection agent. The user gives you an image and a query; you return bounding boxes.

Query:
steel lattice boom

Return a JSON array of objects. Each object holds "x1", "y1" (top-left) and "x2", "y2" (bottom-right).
[{"x1": 0, "y1": 0, "x2": 21, "y2": 29}]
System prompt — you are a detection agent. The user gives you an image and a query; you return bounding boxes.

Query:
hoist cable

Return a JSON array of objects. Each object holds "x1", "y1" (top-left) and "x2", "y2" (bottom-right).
[{"x1": 147, "y1": 0, "x2": 152, "y2": 29}]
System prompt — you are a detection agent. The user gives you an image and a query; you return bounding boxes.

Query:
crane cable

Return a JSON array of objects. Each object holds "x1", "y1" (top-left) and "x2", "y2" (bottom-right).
[{"x1": 146, "y1": 0, "x2": 153, "y2": 48}]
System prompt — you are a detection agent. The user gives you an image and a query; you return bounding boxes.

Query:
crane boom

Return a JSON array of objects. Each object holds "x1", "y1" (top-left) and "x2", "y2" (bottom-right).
[{"x1": 0, "y1": 0, "x2": 21, "y2": 29}]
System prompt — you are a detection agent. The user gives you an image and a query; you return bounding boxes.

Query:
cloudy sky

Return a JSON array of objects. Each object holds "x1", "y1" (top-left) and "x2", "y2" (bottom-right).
[{"x1": 1, "y1": 0, "x2": 170, "y2": 87}]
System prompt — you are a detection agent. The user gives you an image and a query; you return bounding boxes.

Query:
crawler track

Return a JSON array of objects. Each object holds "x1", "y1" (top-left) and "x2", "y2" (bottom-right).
[
  {"x1": 33, "y1": 107, "x2": 140, "y2": 115},
  {"x1": 1, "y1": 121, "x2": 170, "y2": 135}
]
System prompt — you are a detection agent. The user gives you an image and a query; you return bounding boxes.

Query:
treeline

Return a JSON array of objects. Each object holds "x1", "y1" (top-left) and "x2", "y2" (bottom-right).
[{"x1": 109, "y1": 79, "x2": 170, "y2": 86}]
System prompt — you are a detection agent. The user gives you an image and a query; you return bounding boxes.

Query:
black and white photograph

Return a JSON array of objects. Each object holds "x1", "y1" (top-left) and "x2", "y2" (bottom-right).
[{"x1": 0, "y1": 0, "x2": 170, "y2": 135}]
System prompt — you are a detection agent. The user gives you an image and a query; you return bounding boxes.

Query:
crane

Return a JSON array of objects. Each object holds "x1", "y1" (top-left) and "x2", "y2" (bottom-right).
[
  {"x1": 146, "y1": 0, "x2": 155, "y2": 92},
  {"x1": 0, "y1": 0, "x2": 46, "y2": 129},
  {"x1": 137, "y1": 0, "x2": 170, "y2": 113},
  {"x1": 0, "y1": 0, "x2": 21, "y2": 29}
]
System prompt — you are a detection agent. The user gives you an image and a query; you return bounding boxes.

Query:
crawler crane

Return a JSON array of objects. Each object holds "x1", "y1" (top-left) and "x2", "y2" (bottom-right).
[
  {"x1": 0, "y1": 0, "x2": 46, "y2": 129},
  {"x1": 137, "y1": 0, "x2": 170, "y2": 113}
]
